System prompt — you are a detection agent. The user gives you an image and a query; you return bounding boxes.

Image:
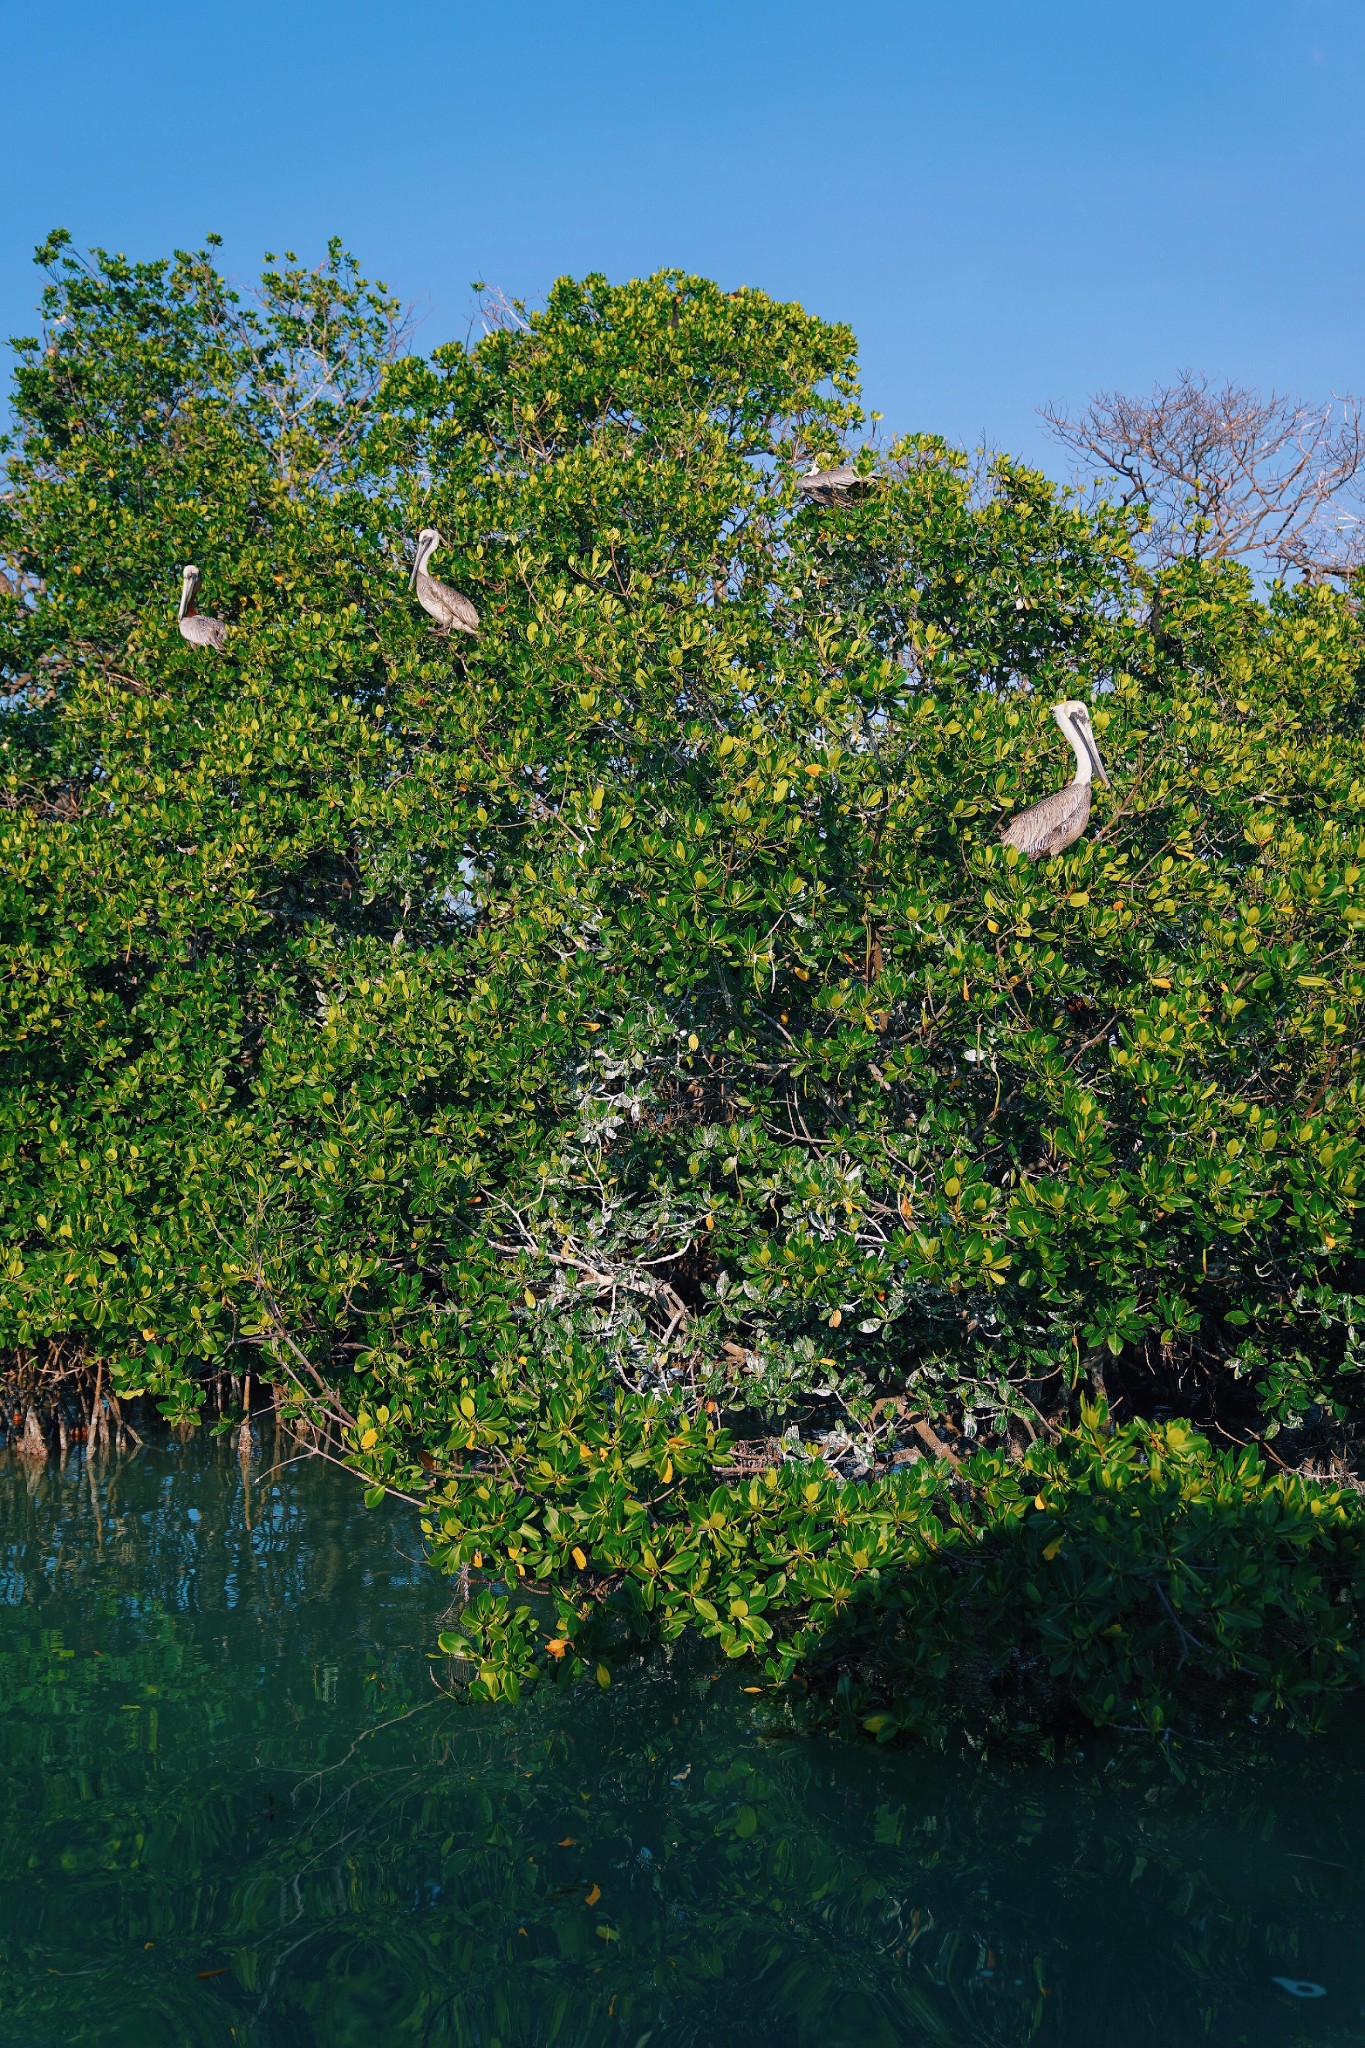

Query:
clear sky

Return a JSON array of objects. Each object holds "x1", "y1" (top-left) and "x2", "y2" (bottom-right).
[{"x1": 5, "y1": 0, "x2": 1363, "y2": 470}]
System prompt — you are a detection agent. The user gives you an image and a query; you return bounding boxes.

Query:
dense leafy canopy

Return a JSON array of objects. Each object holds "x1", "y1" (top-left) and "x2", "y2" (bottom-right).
[{"x1": 3, "y1": 234, "x2": 1365, "y2": 1727}]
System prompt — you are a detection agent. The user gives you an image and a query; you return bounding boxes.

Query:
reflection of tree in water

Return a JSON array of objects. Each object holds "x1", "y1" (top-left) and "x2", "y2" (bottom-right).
[{"x1": 2, "y1": 1444, "x2": 1363, "y2": 2045}]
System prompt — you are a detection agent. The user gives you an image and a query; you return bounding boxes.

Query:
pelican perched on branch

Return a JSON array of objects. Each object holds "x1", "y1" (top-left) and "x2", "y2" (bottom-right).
[
  {"x1": 409, "y1": 528, "x2": 479, "y2": 636},
  {"x1": 177, "y1": 565, "x2": 227, "y2": 650},
  {"x1": 795, "y1": 460, "x2": 879, "y2": 508},
  {"x1": 999, "y1": 700, "x2": 1110, "y2": 859}
]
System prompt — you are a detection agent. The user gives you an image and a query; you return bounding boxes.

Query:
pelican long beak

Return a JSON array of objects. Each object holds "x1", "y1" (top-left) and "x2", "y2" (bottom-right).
[
  {"x1": 179, "y1": 568, "x2": 198, "y2": 620},
  {"x1": 410, "y1": 532, "x2": 436, "y2": 587},
  {"x1": 1073, "y1": 716, "x2": 1110, "y2": 786}
]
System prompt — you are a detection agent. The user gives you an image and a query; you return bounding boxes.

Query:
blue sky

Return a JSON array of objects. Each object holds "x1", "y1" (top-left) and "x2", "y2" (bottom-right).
[{"x1": 5, "y1": 0, "x2": 1362, "y2": 469}]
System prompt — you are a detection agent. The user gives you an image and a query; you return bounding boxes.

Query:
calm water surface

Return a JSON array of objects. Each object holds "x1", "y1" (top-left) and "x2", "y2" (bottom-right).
[{"x1": 2, "y1": 1435, "x2": 1364, "y2": 2046}]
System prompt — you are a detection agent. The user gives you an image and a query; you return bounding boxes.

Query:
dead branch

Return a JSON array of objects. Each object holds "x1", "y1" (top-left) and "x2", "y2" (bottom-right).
[{"x1": 1041, "y1": 373, "x2": 1365, "y2": 578}]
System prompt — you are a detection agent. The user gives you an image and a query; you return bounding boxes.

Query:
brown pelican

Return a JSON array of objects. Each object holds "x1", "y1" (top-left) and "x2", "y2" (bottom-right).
[
  {"x1": 999, "y1": 700, "x2": 1110, "y2": 859},
  {"x1": 177, "y1": 565, "x2": 227, "y2": 650},
  {"x1": 410, "y1": 528, "x2": 479, "y2": 636},
  {"x1": 795, "y1": 460, "x2": 879, "y2": 507}
]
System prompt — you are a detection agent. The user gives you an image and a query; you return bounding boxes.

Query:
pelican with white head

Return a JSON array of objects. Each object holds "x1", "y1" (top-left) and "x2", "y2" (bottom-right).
[
  {"x1": 999, "y1": 700, "x2": 1110, "y2": 859},
  {"x1": 409, "y1": 528, "x2": 479, "y2": 637},
  {"x1": 177, "y1": 565, "x2": 228, "y2": 651}
]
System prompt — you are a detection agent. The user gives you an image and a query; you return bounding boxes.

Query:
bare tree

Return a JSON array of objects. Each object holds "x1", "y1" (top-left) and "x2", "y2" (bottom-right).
[
  {"x1": 467, "y1": 283, "x2": 532, "y2": 343},
  {"x1": 1041, "y1": 373, "x2": 1365, "y2": 578}
]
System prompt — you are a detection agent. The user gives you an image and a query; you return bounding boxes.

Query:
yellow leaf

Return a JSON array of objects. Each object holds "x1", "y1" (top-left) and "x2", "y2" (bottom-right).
[
  {"x1": 1043, "y1": 1538, "x2": 1064, "y2": 1561},
  {"x1": 572, "y1": 1545, "x2": 588, "y2": 1569},
  {"x1": 558, "y1": 1836, "x2": 576, "y2": 1846},
  {"x1": 828, "y1": 1309, "x2": 842, "y2": 1328},
  {"x1": 662, "y1": 1457, "x2": 674, "y2": 1482},
  {"x1": 524, "y1": 1289, "x2": 537, "y2": 1308},
  {"x1": 688, "y1": 1032, "x2": 699, "y2": 1051},
  {"x1": 596, "y1": 1663, "x2": 611, "y2": 1688},
  {"x1": 359, "y1": 1427, "x2": 378, "y2": 1450},
  {"x1": 546, "y1": 1637, "x2": 568, "y2": 1659},
  {"x1": 585, "y1": 1882, "x2": 601, "y2": 1906}
]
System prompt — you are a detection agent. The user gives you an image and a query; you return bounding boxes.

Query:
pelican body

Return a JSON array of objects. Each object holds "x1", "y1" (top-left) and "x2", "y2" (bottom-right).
[
  {"x1": 999, "y1": 699, "x2": 1110, "y2": 859},
  {"x1": 795, "y1": 461, "x2": 878, "y2": 507},
  {"x1": 177, "y1": 565, "x2": 227, "y2": 650},
  {"x1": 410, "y1": 528, "x2": 479, "y2": 636}
]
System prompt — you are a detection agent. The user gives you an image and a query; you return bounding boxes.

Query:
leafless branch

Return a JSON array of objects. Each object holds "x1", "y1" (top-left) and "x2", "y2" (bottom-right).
[{"x1": 1041, "y1": 372, "x2": 1365, "y2": 578}]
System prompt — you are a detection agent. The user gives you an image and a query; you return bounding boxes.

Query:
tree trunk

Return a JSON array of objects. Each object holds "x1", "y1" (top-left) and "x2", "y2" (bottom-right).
[
  {"x1": 18, "y1": 1407, "x2": 48, "y2": 1460},
  {"x1": 87, "y1": 1359, "x2": 104, "y2": 1458}
]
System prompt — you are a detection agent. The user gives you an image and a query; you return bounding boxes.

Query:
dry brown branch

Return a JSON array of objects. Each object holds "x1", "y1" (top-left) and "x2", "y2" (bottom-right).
[
  {"x1": 912, "y1": 1417, "x2": 961, "y2": 1469},
  {"x1": 245, "y1": 1278, "x2": 359, "y2": 1435},
  {"x1": 1041, "y1": 373, "x2": 1365, "y2": 577}
]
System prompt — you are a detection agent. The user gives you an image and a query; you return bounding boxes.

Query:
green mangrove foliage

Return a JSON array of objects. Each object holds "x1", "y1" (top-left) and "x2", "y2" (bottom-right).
[
  {"x1": 433, "y1": 1399, "x2": 1365, "y2": 1736},
  {"x1": 2, "y1": 234, "x2": 1364, "y2": 1727}
]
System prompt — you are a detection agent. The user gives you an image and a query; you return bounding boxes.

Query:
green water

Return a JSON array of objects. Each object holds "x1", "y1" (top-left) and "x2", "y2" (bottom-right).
[{"x1": 1, "y1": 1439, "x2": 1363, "y2": 2047}]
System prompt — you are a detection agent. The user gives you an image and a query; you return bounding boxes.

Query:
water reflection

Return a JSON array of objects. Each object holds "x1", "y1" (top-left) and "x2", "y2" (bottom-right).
[{"x1": 2, "y1": 1438, "x2": 1364, "y2": 2046}]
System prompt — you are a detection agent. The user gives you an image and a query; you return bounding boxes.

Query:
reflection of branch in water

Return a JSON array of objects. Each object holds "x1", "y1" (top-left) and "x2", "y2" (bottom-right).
[
  {"x1": 249, "y1": 1755, "x2": 462, "y2": 2016},
  {"x1": 26, "y1": 1956, "x2": 122, "y2": 1980},
  {"x1": 228, "y1": 1712, "x2": 482, "y2": 2021},
  {"x1": 85, "y1": 1443, "x2": 103, "y2": 1549},
  {"x1": 286, "y1": 1762, "x2": 421, "y2": 1861},
  {"x1": 294, "y1": 1698, "x2": 437, "y2": 1799},
  {"x1": 245, "y1": 1747, "x2": 477, "y2": 2029}
]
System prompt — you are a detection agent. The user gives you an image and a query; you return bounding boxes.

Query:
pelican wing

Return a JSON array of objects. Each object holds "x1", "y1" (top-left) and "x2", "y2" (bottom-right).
[
  {"x1": 796, "y1": 464, "x2": 877, "y2": 505},
  {"x1": 417, "y1": 571, "x2": 480, "y2": 636},
  {"x1": 437, "y1": 580, "x2": 480, "y2": 634},
  {"x1": 179, "y1": 614, "x2": 228, "y2": 652},
  {"x1": 999, "y1": 783, "x2": 1092, "y2": 860}
]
